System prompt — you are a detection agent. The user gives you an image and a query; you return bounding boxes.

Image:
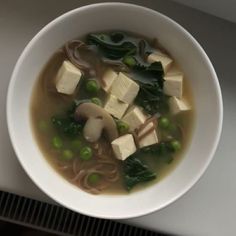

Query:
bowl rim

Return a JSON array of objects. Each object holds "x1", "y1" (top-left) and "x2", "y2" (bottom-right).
[{"x1": 6, "y1": 2, "x2": 223, "y2": 219}]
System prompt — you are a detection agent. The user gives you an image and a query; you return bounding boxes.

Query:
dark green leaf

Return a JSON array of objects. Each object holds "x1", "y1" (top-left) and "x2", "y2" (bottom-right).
[
  {"x1": 123, "y1": 155, "x2": 156, "y2": 190},
  {"x1": 51, "y1": 100, "x2": 87, "y2": 137},
  {"x1": 87, "y1": 33, "x2": 137, "y2": 59},
  {"x1": 133, "y1": 61, "x2": 164, "y2": 86},
  {"x1": 110, "y1": 32, "x2": 124, "y2": 43},
  {"x1": 142, "y1": 142, "x2": 172, "y2": 155},
  {"x1": 135, "y1": 84, "x2": 169, "y2": 115},
  {"x1": 131, "y1": 61, "x2": 169, "y2": 115},
  {"x1": 67, "y1": 99, "x2": 90, "y2": 119},
  {"x1": 124, "y1": 173, "x2": 156, "y2": 191},
  {"x1": 147, "y1": 61, "x2": 163, "y2": 75},
  {"x1": 138, "y1": 39, "x2": 153, "y2": 59},
  {"x1": 51, "y1": 116, "x2": 82, "y2": 137},
  {"x1": 141, "y1": 142, "x2": 175, "y2": 164}
]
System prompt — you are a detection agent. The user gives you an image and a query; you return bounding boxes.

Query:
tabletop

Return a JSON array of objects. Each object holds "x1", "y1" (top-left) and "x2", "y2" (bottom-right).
[{"x1": 0, "y1": 0, "x2": 236, "y2": 235}]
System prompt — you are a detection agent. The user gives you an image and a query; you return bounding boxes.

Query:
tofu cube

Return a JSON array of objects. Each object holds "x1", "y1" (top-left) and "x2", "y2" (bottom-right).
[
  {"x1": 138, "y1": 122, "x2": 158, "y2": 148},
  {"x1": 110, "y1": 72, "x2": 139, "y2": 104},
  {"x1": 164, "y1": 74, "x2": 183, "y2": 98},
  {"x1": 102, "y1": 69, "x2": 118, "y2": 92},
  {"x1": 55, "y1": 61, "x2": 82, "y2": 95},
  {"x1": 166, "y1": 65, "x2": 182, "y2": 76},
  {"x1": 147, "y1": 53, "x2": 173, "y2": 73},
  {"x1": 104, "y1": 94, "x2": 129, "y2": 119},
  {"x1": 111, "y1": 134, "x2": 137, "y2": 161},
  {"x1": 169, "y1": 97, "x2": 190, "y2": 115},
  {"x1": 122, "y1": 106, "x2": 147, "y2": 131}
]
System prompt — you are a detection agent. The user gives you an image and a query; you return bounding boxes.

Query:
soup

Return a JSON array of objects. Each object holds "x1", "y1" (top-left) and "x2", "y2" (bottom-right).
[{"x1": 31, "y1": 31, "x2": 194, "y2": 194}]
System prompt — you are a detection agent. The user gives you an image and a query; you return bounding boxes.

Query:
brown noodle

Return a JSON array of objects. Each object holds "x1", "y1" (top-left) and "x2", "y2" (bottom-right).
[{"x1": 56, "y1": 140, "x2": 119, "y2": 194}]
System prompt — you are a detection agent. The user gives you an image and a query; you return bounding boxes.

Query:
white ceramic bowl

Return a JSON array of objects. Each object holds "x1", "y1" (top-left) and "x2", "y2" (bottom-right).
[{"x1": 7, "y1": 3, "x2": 223, "y2": 219}]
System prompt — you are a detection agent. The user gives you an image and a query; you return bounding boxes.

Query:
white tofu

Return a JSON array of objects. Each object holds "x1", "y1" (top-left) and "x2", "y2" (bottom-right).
[
  {"x1": 164, "y1": 74, "x2": 183, "y2": 98},
  {"x1": 122, "y1": 106, "x2": 147, "y2": 131},
  {"x1": 169, "y1": 97, "x2": 190, "y2": 115},
  {"x1": 111, "y1": 134, "x2": 137, "y2": 161},
  {"x1": 102, "y1": 69, "x2": 118, "y2": 92},
  {"x1": 110, "y1": 72, "x2": 139, "y2": 104},
  {"x1": 147, "y1": 53, "x2": 173, "y2": 73},
  {"x1": 55, "y1": 61, "x2": 82, "y2": 95},
  {"x1": 166, "y1": 65, "x2": 182, "y2": 76},
  {"x1": 138, "y1": 122, "x2": 158, "y2": 148},
  {"x1": 104, "y1": 94, "x2": 129, "y2": 119}
]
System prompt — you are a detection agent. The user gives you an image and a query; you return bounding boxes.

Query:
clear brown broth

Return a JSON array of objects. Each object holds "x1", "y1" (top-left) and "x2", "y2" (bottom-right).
[{"x1": 31, "y1": 33, "x2": 194, "y2": 194}]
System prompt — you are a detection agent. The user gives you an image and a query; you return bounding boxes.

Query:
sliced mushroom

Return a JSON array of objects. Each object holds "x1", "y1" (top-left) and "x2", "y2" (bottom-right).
[
  {"x1": 75, "y1": 103, "x2": 118, "y2": 142},
  {"x1": 83, "y1": 116, "x2": 104, "y2": 142}
]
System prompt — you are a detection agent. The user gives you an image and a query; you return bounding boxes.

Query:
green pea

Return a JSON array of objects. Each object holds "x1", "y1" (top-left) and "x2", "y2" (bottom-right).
[
  {"x1": 170, "y1": 140, "x2": 181, "y2": 152},
  {"x1": 62, "y1": 149, "x2": 74, "y2": 160},
  {"x1": 71, "y1": 139, "x2": 82, "y2": 151},
  {"x1": 159, "y1": 117, "x2": 170, "y2": 129},
  {"x1": 52, "y1": 136, "x2": 63, "y2": 149},
  {"x1": 91, "y1": 97, "x2": 102, "y2": 106},
  {"x1": 117, "y1": 120, "x2": 129, "y2": 134},
  {"x1": 122, "y1": 56, "x2": 137, "y2": 67},
  {"x1": 86, "y1": 80, "x2": 100, "y2": 93},
  {"x1": 80, "y1": 146, "x2": 93, "y2": 161},
  {"x1": 88, "y1": 173, "x2": 101, "y2": 185},
  {"x1": 39, "y1": 120, "x2": 48, "y2": 131}
]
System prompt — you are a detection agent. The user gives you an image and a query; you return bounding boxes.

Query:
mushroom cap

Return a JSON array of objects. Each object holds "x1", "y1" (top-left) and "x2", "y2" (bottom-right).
[{"x1": 75, "y1": 102, "x2": 118, "y2": 142}]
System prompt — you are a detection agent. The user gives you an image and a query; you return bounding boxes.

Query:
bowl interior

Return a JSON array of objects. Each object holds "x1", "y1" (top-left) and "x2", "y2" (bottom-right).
[{"x1": 7, "y1": 3, "x2": 222, "y2": 219}]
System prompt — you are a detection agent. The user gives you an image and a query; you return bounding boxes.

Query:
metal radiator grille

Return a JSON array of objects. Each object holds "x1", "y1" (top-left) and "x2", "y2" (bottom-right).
[{"x1": 0, "y1": 191, "x2": 166, "y2": 236}]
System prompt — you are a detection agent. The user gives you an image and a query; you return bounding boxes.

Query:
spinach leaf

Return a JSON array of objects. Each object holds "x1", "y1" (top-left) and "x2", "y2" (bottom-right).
[
  {"x1": 51, "y1": 116, "x2": 82, "y2": 137},
  {"x1": 141, "y1": 142, "x2": 174, "y2": 164},
  {"x1": 133, "y1": 62, "x2": 169, "y2": 115},
  {"x1": 87, "y1": 33, "x2": 137, "y2": 59},
  {"x1": 51, "y1": 100, "x2": 86, "y2": 137},
  {"x1": 135, "y1": 86, "x2": 169, "y2": 115},
  {"x1": 123, "y1": 141, "x2": 177, "y2": 191},
  {"x1": 123, "y1": 155, "x2": 156, "y2": 190},
  {"x1": 133, "y1": 61, "x2": 164, "y2": 86},
  {"x1": 110, "y1": 32, "x2": 124, "y2": 43},
  {"x1": 142, "y1": 142, "x2": 177, "y2": 154},
  {"x1": 145, "y1": 61, "x2": 164, "y2": 78},
  {"x1": 138, "y1": 39, "x2": 154, "y2": 59},
  {"x1": 66, "y1": 99, "x2": 90, "y2": 118},
  {"x1": 121, "y1": 54, "x2": 169, "y2": 115}
]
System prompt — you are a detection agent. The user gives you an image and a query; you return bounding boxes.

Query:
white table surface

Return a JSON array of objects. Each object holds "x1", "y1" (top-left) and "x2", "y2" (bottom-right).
[{"x1": 1, "y1": 0, "x2": 236, "y2": 235}]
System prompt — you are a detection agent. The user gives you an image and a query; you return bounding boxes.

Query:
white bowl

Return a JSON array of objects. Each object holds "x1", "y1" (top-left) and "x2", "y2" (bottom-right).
[{"x1": 7, "y1": 3, "x2": 223, "y2": 219}]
